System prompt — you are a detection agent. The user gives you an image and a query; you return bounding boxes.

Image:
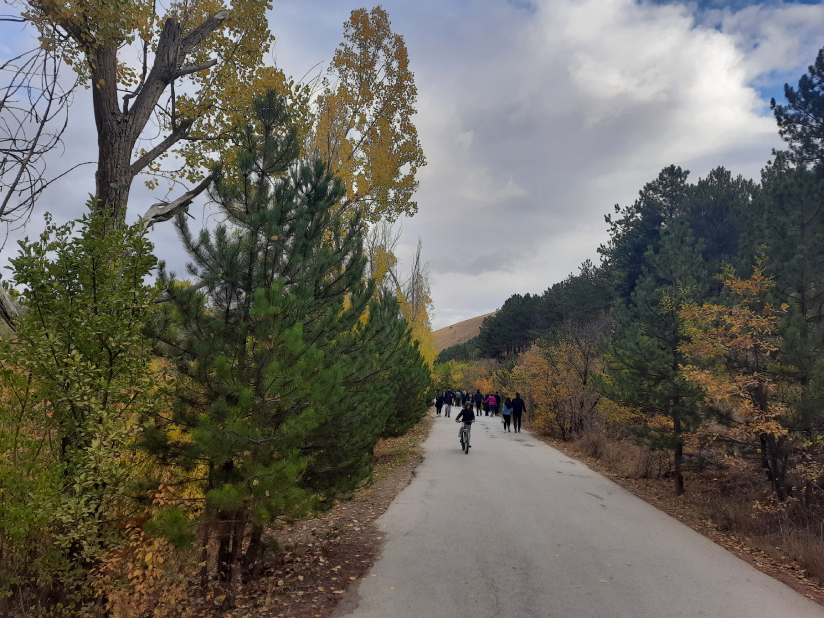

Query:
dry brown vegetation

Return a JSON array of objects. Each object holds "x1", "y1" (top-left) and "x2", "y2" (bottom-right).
[{"x1": 433, "y1": 312, "x2": 495, "y2": 352}]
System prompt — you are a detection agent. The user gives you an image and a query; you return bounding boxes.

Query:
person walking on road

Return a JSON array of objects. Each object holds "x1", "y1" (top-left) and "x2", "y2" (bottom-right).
[
  {"x1": 485, "y1": 393, "x2": 497, "y2": 416},
  {"x1": 444, "y1": 389, "x2": 453, "y2": 418},
  {"x1": 495, "y1": 392, "x2": 502, "y2": 416},
  {"x1": 502, "y1": 397, "x2": 513, "y2": 432},
  {"x1": 512, "y1": 392, "x2": 526, "y2": 432},
  {"x1": 474, "y1": 389, "x2": 483, "y2": 414},
  {"x1": 435, "y1": 392, "x2": 444, "y2": 417}
]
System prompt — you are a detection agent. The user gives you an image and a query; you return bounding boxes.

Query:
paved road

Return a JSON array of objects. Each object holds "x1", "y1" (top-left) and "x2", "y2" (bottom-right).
[{"x1": 333, "y1": 409, "x2": 824, "y2": 618}]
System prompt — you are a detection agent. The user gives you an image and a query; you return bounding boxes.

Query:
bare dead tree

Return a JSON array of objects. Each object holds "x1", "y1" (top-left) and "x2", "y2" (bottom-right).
[
  {"x1": 365, "y1": 219, "x2": 402, "y2": 292},
  {"x1": 403, "y1": 237, "x2": 430, "y2": 323},
  {"x1": 363, "y1": 222, "x2": 433, "y2": 326},
  {"x1": 0, "y1": 37, "x2": 82, "y2": 239}
]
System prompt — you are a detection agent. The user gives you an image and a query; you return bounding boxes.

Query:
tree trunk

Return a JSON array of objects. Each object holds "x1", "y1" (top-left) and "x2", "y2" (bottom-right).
[
  {"x1": 245, "y1": 523, "x2": 265, "y2": 575},
  {"x1": 761, "y1": 434, "x2": 787, "y2": 501},
  {"x1": 91, "y1": 45, "x2": 133, "y2": 223},
  {"x1": 216, "y1": 514, "x2": 232, "y2": 582},
  {"x1": 199, "y1": 522, "x2": 210, "y2": 588},
  {"x1": 673, "y1": 414, "x2": 684, "y2": 495},
  {"x1": 225, "y1": 512, "x2": 246, "y2": 609},
  {"x1": 86, "y1": 13, "x2": 228, "y2": 224}
]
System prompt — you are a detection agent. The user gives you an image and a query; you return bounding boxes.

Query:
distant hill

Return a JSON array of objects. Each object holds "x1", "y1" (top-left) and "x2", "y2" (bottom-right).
[{"x1": 433, "y1": 312, "x2": 496, "y2": 353}]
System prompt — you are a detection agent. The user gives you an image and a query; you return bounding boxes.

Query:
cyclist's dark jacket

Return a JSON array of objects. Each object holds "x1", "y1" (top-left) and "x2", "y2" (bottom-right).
[
  {"x1": 456, "y1": 409, "x2": 476, "y2": 423},
  {"x1": 512, "y1": 397, "x2": 526, "y2": 414}
]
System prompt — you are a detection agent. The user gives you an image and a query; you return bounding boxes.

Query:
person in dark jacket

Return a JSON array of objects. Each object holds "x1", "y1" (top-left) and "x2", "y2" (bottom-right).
[
  {"x1": 435, "y1": 392, "x2": 444, "y2": 417},
  {"x1": 512, "y1": 392, "x2": 526, "y2": 432},
  {"x1": 455, "y1": 402, "x2": 475, "y2": 445},
  {"x1": 444, "y1": 389, "x2": 453, "y2": 417},
  {"x1": 474, "y1": 389, "x2": 483, "y2": 414}
]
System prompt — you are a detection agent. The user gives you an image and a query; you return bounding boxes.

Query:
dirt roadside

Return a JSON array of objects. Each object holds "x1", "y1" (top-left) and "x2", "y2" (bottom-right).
[
  {"x1": 189, "y1": 413, "x2": 434, "y2": 618},
  {"x1": 536, "y1": 431, "x2": 824, "y2": 608}
]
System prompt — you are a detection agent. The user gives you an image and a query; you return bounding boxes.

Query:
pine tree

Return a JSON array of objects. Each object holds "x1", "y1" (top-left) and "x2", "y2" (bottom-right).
[
  {"x1": 144, "y1": 90, "x2": 429, "y2": 602},
  {"x1": 684, "y1": 166, "x2": 757, "y2": 274},
  {"x1": 758, "y1": 161, "x2": 824, "y2": 441},
  {"x1": 771, "y1": 47, "x2": 824, "y2": 175},
  {"x1": 598, "y1": 222, "x2": 707, "y2": 494},
  {"x1": 599, "y1": 165, "x2": 690, "y2": 298}
]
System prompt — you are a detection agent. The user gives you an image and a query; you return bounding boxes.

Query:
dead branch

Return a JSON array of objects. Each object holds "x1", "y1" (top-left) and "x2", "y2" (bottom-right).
[
  {"x1": 142, "y1": 174, "x2": 212, "y2": 226},
  {"x1": 0, "y1": 38, "x2": 77, "y2": 236}
]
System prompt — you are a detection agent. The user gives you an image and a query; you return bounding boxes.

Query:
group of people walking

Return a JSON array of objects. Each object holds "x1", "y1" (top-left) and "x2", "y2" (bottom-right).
[{"x1": 435, "y1": 389, "x2": 526, "y2": 433}]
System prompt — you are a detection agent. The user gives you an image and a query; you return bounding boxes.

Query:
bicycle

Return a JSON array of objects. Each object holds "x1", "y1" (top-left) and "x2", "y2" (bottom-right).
[{"x1": 459, "y1": 422, "x2": 471, "y2": 454}]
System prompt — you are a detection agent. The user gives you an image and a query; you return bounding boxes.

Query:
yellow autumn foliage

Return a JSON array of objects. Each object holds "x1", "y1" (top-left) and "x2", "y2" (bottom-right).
[{"x1": 311, "y1": 6, "x2": 426, "y2": 223}]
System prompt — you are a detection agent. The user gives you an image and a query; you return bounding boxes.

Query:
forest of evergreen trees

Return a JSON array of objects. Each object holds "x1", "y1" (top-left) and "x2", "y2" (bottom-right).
[{"x1": 441, "y1": 48, "x2": 824, "y2": 367}]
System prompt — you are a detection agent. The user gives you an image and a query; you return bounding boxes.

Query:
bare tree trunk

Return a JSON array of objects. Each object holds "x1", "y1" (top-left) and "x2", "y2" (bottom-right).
[
  {"x1": 91, "y1": 45, "x2": 131, "y2": 221},
  {"x1": 216, "y1": 514, "x2": 232, "y2": 582},
  {"x1": 225, "y1": 512, "x2": 246, "y2": 609},
  {"x1": 245, "y1": 523, "x2": 265, "y2": 575},
  {"x1": 199, "y1": 521, "x2": 210, "y2": 588},
  {"x1": 673, "y1": 414, "x2": 684, "y2": 495},
  {"x1": 761, "y1": 434, "x2": 788, "y2": 501},
  {"x1": 88, "y1": 13, "x2": 226, "y2": 224}
]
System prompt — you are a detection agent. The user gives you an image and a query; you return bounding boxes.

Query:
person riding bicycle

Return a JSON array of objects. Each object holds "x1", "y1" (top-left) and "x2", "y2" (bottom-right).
[{"x1": 455, "y1": 402, "x2": 476, "y2": 447}]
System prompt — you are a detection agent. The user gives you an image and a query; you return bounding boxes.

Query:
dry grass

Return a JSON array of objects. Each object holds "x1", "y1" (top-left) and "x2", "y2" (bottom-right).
[{"x1": 433, "y1": 312, "x2": 495, "y2": 352}]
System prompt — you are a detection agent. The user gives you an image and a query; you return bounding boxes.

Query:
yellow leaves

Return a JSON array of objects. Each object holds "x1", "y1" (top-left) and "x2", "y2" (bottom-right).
[
  {"x1": 311, "y1": 6, "x2": 425, "y2": 223},
  {"x1": 679, "y1": 263, "x2": 793, "y2": 450},
  {"x1": 371, "y1": 247, "x2": 397, "y2": 288}
]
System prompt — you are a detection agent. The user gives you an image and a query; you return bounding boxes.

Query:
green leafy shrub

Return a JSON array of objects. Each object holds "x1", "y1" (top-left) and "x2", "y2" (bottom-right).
[{"x1": 0, "y1": 204, "x2": 157, "y2": 613}]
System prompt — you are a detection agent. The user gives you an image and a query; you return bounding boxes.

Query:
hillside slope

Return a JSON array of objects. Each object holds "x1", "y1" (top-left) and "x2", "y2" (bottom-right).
[{"x1": 433, "y1": 312, "x2": 495, "y2": 352}]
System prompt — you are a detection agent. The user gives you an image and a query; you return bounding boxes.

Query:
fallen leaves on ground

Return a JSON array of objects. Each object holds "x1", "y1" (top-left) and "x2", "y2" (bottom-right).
[{"x1": 184, "y1": 413, "x2": 434, "y2": 618}]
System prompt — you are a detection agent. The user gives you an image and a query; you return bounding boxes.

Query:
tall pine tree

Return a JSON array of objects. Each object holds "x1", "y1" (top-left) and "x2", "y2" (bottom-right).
[
  {"x1": 598, "y1": 222, "x2": 707, "y2": 494},
  {"x1": 145, "y1": 90, "x2": 429, "y2": 602}
]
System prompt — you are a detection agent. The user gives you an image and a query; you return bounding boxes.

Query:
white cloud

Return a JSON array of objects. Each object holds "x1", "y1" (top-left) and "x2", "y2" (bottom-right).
[
  {"x1": 3, "y1": 0, "x2": 824, "y2": 332},
  {"x1": 395, "y1": 0, "x2": 824, "y2": 328}
]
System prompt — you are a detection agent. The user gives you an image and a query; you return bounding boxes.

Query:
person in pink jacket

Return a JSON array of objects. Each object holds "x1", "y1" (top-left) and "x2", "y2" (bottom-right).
[{"x1": 484, "y1": 393, "x2": 497, "y2": 416}]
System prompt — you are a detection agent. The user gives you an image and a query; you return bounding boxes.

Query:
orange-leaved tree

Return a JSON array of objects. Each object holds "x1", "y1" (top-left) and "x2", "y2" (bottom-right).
[{"x1": 679, "y1": 259, "x2": 796, "y2": 500}]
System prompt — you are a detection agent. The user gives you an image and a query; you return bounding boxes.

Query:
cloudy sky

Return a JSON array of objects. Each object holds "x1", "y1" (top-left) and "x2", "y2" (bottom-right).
[{"x1": 3, "y1": 0, "x2": 824, "y2": 328}]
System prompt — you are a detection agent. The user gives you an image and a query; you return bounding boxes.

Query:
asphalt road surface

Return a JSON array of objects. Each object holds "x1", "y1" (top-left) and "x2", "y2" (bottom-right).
[{"x1": 333, "y1": 409, "x2": 824, "y2": 618}]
